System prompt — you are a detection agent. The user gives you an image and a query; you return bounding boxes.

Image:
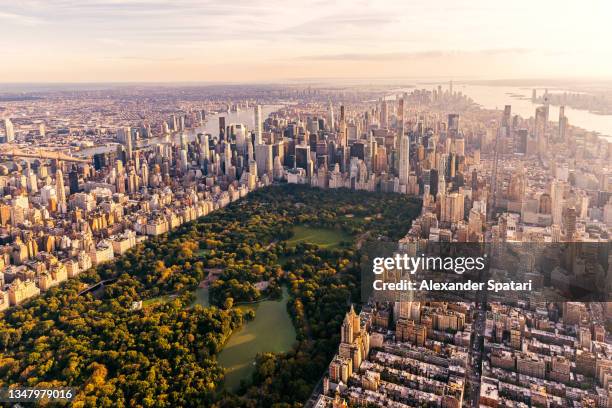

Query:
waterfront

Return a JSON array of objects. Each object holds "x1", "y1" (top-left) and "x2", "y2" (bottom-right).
[{"x1": 438, "y1": 83, "x2": 612, "y2": 141}]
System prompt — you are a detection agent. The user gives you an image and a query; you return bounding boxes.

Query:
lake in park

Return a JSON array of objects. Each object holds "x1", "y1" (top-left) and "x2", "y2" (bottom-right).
[
  {"x1": 216, "y1": 286, "x2": 296, "y2": 391},
  {"x1": 189, "y1": 225, "x2": 349, "y2": 390}
]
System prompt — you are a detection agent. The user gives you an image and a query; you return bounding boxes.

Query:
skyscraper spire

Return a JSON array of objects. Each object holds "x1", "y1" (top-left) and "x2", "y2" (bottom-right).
[
  {"x1": 254, "y1": 104, "x2": 263, "y2": 145},
  {"x1": 398, "y1": 97, "x2": 410, "y2": 192},
  {"x1": 56, "y1": 167, "x2": 66, "y2": 213}
]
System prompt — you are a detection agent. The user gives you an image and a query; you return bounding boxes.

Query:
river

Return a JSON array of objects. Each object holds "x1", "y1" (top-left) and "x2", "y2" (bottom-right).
[{"x1": 429, "y1": 82, "x2": 612, "y2": 141}]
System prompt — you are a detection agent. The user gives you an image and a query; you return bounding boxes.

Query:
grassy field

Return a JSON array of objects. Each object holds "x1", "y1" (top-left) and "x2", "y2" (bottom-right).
[
  {"x1": 285, "y1": 225, "x2": 352, "y2": 249},
  {"x1": 142, "y1": 295, "x2": 174, "y2": 308}
]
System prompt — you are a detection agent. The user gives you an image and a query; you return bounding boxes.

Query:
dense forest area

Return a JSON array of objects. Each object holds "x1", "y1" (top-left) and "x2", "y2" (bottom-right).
[{"x1": 0, "y1": 185, "x2": 420, "y2": 407}]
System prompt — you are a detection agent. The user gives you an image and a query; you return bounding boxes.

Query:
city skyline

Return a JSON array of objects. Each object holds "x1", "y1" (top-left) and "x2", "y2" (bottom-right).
[
  {"x1": 2, "y1": 0, "x2": 612, "y2": 82},
  {"x1": 0, "y1": 2, "x2": 611, "y2": 406}
]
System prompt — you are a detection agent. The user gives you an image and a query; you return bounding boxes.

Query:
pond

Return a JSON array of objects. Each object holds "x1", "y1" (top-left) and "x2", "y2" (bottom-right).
[
  {"x1": 216, "y1": 286, "x2": 296, "y2": 391},
  {"x1": 192, "y1": 286, "x2": 210, "y2": 307}
]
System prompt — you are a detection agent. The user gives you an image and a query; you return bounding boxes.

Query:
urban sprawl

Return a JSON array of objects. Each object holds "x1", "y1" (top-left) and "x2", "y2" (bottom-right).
[{"x1": 0, "y1": 82, "x2": 611, "y2": 408}]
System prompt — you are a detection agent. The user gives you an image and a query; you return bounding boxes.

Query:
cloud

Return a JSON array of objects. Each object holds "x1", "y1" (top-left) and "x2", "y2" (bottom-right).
[
  {"x1": 103, "y1": 55, "x2": 186, "y2": 62},
  {"x1": 296, "y1": 48, "x2": 534, "y2": 61},
  {"x1": 0, "y1": 11, "x2": 42, "y2": 25}
]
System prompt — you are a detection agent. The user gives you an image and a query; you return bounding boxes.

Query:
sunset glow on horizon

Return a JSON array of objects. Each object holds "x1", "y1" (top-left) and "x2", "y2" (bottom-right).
[{"x1": 1, "y1": 0, "x2": 612, "y2": 82}]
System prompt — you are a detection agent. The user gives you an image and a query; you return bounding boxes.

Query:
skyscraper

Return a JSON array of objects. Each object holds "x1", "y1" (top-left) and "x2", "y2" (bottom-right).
[
  {"x1": 339, "y1": 105, "x2": 347, "y2": 147},
  {"x1": 398, "y1": 98, "x2": 410, "y2": 191},
  {"x1": 255, "y1": 143, "x2": 273, "y2": 178},
  {"x1": 118, "y1": 127, "x2": 132, "y2": 160},
  {"x1": 380, "y1": 100, "x2": 388, "y2": 128},
  {"x1": 558, "y1": 105, "x2": 567, "y2": 141},
  {"x1": 254, "y1": 105, "x2": 263, "y2": 145},
  {"x1": 56, "y1": 168, "x2": 66, "y2": 213},
  {"x1": 219, "y1": 117, "x2": 226, "y2": 139},
  {"x1": 535, "y1": 106, "x2": 548, "y2": 155},
  {"x1": 328, "y1": 101, "x2": 335, "y2": 131},
  {"x1": 4, "y1": 118, "x2": 15, "y2": 142},
  {"x1": 551, "y1": 180, "x2": 564, "y2": 226},
  {"x1": 447, "y1": 114, "x2": 459, "y2": 137},
  {"x1": 502, "y1": 105, "x2": 512, "y2": 129},
  {"x1": 199, "y1": 133, "x2": 210, "y2": 161},
  {"x1": 69, "y1": 166, "x2": 79, "y2": 195}
]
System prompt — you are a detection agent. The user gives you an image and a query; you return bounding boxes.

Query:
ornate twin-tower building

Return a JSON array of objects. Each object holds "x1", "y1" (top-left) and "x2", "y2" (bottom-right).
[{"x1": 328, "y1": 305, "x2": 370, "y2": 386}]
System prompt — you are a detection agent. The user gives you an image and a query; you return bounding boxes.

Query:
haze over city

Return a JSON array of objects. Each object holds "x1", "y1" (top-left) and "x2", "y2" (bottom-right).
[
  {"x1": 2, "y1": 0, "x2": 612, "y2": 82},
  {"x1": 0, "y1": 2, "x2": 611, "y2": 408}
]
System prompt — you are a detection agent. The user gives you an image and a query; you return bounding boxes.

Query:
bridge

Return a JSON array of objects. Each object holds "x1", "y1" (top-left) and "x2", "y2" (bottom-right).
[
  {"x1": 0, "y1": 145, "x2": 90, "y2": 164},
  {"x1": 78, "y1": 278, "x2": 118, "y2": 296}
]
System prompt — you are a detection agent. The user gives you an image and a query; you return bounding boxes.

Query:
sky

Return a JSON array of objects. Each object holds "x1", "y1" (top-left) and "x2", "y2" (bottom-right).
[{"x1": 1, "y1": 0, "x2": 611, "y2": 83}]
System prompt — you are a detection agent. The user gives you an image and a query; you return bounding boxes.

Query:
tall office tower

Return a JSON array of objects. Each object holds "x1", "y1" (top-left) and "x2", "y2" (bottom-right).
[
  {"x1": 198, "y1": 133, "x2": 210, "y2": 160},
  {"x1": 254, "y1": 105, "x2": 263, "y2": 145},
  {"x1": 222, "y1": 143, "x2": 232, "y2": 175},
  {"x1": 39, "y1": 123, "x2": 46, "y2": 137},
  {"x1": 489, "y1": 127, "x2": 502, "y2": 220},
  {"x1": 116, "y1": 173, "x2": 126, "y2": 193},
  {"x1": 398, "y1": 98, "x2": 409, "y2": 190},
  {"x1": 219, "y1": 117, "x2": 226, "y2": 139},
  {"x1": 255, "y1": 143, "x2": 273, "y2": 178},
  {"x1": 558, "y1": 105, "x2": 567, "y2": 141},
  {"x1": 563, "y1": 206, "x2": 577, "y2": 240},
  {"x1": 380, "y1": 100, "x2": 388, "y2": 128},
  {"x1": 339, "y1": 105, "x2": 347, "y2": 147},
  {"x1": 306, "y1": 117, "x2": 319, "y2": 133},
  {"x1": 454, "y1": 138, "x2": 465, "y2": 156},
  {"x1": 502, "y1": 105, "x2": 512, "y2": 130},
  {"x1": 248, "y1": 159, "x2": 258, "y2": 177},
  {"x1": 56, "y1": 168, "x2": 67, "y2": 213},
  {"x1": 69, "y1": 166, "x2": 79, "y2": 195},
  {"x1": 118, "y1": 127, "x2": 133, "y2": 160},
  {"x1": 550, "y1": 180, "x2": 565, "y2": 226},
  {"x1": 447, "y1": 114, "x2": 459, "y2": 137},
  {"x1": 23, "y1": 163, "x2": 37, "y2": 194},
  {"x1": 438, "y1": 174, "x2": 447, "y2": 197},
  {"x1": 531, "y1": 89, "x2": 537, "y2": 102},
  {"x1": 141, "y1": 160, "x2": 149, "y2": 187},
  {"x1": 179, "y1": 149, "x2": 189, "y2": 172},
  {"x1": 233, "y1": 124, "x2": 247, "y2": 155},
  {"x1": 4, "y1": 118, "x2": 15, "y2": 142},
  {"x1": 247, "y1": 138, "x2": 254, "y2": 162},
  {"x1": 440, "y1": 192, "x2": 465, "y2": 223},
  {"x1": 534, "y1": 106, "x2": 548, "y2": 155},
  {"x1": 295, "y1": 144, "x2": 310, "y2": 170},
  {"x1": 328, "y1": 101, "x2": 335, "y2": 131}
]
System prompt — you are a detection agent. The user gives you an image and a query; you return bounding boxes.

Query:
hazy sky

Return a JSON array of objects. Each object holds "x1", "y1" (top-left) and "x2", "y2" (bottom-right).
[{"x1": 1, "y1": 0, "x2": 611, "y2": 82}]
